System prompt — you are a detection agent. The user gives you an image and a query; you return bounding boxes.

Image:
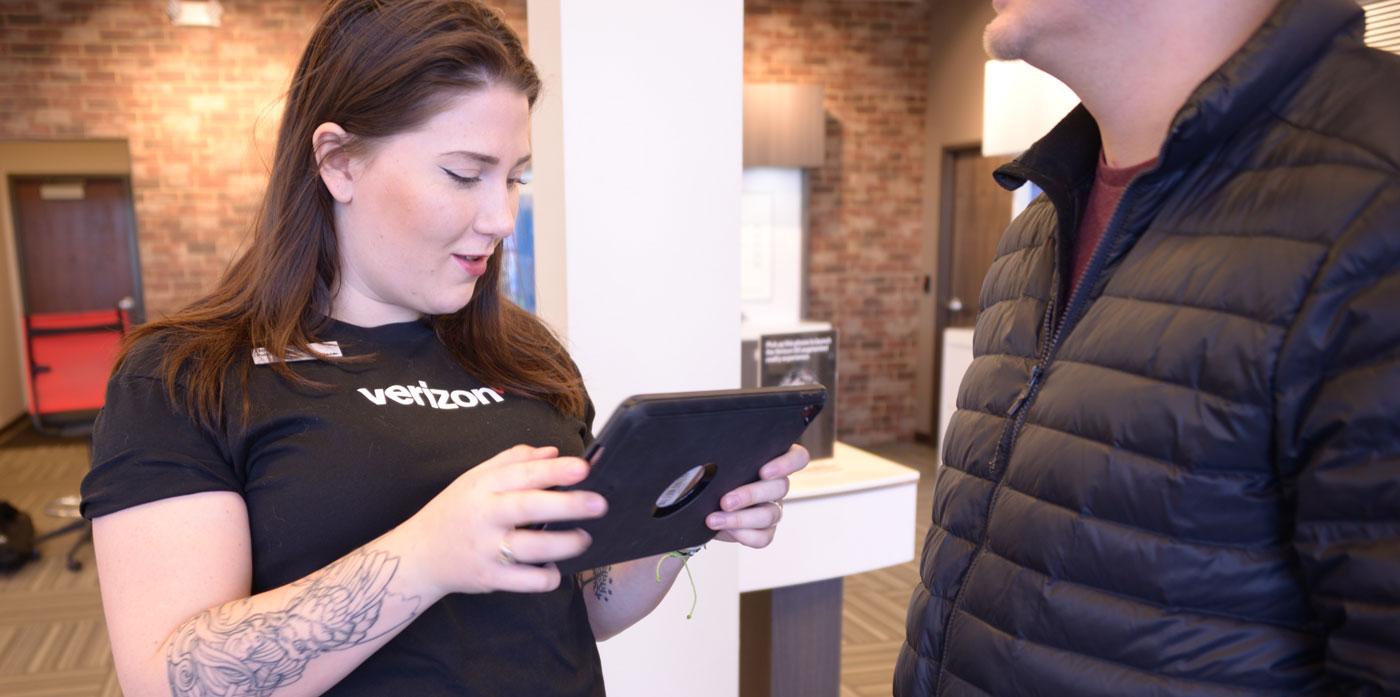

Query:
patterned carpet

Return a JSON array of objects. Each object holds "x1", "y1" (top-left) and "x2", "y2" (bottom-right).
[
  {"x1": 0, "y1": 420, "x2": 937, "y2": 697},
  {"x1": 841, "y1": 442, "x2": 937, "y2": 697},
  {"x1": 0, "y1": 422, "x2": 120, "y2": 697}
]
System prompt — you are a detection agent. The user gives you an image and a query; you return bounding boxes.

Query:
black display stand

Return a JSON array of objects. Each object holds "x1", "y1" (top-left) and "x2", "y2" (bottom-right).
[{"x1": 740, "y1": 578, "x2": 843, "y2": 697}]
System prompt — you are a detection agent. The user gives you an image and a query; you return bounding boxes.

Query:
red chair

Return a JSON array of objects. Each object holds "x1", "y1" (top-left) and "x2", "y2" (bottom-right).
[
  {"x1": 23, "y1": 305, "x2": 130, "y2": 437},
  {"x1": 20, "y1": 300, "x2": 132, "y2": 571}
]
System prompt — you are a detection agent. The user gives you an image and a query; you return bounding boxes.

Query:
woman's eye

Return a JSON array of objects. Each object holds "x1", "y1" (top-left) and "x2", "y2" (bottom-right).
[{"x1": 441, "y1": 168, "x2": 480, "y2": 186}]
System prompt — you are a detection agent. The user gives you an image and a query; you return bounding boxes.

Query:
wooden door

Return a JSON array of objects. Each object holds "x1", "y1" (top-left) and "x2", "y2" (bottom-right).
[
  {"x1": 941, "y1": 149, "x2": 1014, "y2": 329},
  {"x1": 11, "y1": 177, "x2": 142, "y2": 316},
  {"x1": 931, "y1": 147, "x2": 1013, "y2": 451}
]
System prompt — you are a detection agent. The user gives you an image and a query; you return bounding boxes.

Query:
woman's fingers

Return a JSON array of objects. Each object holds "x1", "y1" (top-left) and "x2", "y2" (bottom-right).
[
  {"x1": 713, "y1": 525, "x2": 777, "y2": 549},
  {"x1": 705, "y1": 446, "x2": 803, "y2": 551},
  {"x1": 717, "y1": 477, "x2": 790, "y2": 513},
  {"x1": 475, "y1": 444, "x2": 560, "y2": 473},
  {"x1": 484, "y1": 529, "x2": 594, "y2": 593},
  {"x1": 487, "y1": 453, "x2": 593, "y2": 494},
  {"x1": 710, "y1": 444, "x2": 806, "y2": 513},
  {"x1": 498, "y1": 528, "x2": 593, "y2": 566},
  {"x1": 493, "y1": 489, "x2": 607, "y2": 526},
  {"x1": 697, "y1": 445, "x2": 808, "y2": 552},
  {"x1": 758, "y1": 444, "x2": 809, "y2": 480},
  {"x1": 707, "y1": 499, "x2": 783, "y2": 531},
  {"x1": 492, "y1": 562, "x2": 565, "y2": 594},
  {"x1": 409, "y1": 446, "x2": 609, "y2": 596}
]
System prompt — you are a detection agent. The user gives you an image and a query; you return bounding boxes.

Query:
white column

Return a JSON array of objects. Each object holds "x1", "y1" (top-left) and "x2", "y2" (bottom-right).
[{"x1": 527, "y1": 2, "x2": 745, "y2": 696}]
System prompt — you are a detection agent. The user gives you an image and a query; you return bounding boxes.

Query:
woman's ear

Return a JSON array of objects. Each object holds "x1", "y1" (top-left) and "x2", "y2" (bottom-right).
[{"x1": 313, "y1": 122, "x2": 356, "y2": 203}]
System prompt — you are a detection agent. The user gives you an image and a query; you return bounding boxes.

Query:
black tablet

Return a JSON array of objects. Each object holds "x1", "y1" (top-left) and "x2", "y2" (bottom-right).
[{"x1": 548, "y1": 385, "x2": 826, "y2": 574}]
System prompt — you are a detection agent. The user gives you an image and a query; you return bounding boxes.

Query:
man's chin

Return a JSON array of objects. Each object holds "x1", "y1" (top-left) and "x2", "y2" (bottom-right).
[{"x1": 983, "y1": 22, "x2": 1025, "y2": 61}]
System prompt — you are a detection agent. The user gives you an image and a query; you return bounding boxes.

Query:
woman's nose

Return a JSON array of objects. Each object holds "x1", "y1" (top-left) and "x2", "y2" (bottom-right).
[{"x1": 475, "y1": 182, "x2": 517, "y2": 240}]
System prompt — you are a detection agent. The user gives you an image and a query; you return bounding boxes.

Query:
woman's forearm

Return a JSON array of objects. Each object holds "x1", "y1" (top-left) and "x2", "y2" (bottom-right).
[
  {"x1": 581, "y1": 553, "x2": 691, "y2": 641},
  {"x1": 110, "y1": 530, "x2": 438, "y2": 697}
]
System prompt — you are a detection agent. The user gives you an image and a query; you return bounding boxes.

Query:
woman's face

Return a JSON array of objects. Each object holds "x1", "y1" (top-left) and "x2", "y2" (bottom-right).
[{"x1": 326, "y1": 84, "x2": 531, "y2": 326}]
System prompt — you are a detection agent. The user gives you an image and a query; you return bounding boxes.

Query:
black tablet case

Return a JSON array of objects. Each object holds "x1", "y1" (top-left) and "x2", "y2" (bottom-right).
[{"x1": 549, "y1": 385, "x2": 826, "y2": 574}]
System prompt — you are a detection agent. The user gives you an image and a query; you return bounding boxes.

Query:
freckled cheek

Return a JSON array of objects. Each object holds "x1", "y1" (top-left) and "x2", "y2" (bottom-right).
[
  {"x1": 397, "y1": 197, "x2": 460, "y2": 248},
  {"x1": 378, "y1": 178, "x2": 428, "y2": 227},
  {"x1": 372, "y1": 185, "x2": 455, "y2": 272}
]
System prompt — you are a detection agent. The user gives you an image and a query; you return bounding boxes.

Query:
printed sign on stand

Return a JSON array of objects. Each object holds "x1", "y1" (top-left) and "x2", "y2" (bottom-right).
[{"x1": 759, "y1": 330, "x2": 837, "y2": 459}]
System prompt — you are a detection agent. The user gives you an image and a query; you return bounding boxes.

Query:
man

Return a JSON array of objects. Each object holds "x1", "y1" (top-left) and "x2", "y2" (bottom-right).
[{"x1": 897, "y1": 0, "x2": 1399, "y2": 694}]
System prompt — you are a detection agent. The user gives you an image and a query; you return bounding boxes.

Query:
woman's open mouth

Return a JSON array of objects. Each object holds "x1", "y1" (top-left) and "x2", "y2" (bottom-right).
[{"x1": 453, "y1": 253, "x2": 489, "y2": 277}]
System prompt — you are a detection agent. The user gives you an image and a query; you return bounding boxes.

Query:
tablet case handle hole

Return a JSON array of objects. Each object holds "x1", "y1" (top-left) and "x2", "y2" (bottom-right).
[{"x1": 651, "y1": 463, "x2": 717, "y2": 519}]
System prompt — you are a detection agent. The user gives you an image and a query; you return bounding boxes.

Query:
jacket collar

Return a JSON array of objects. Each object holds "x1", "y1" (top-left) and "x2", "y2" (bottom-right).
[
  {"x1": 995, "y1": 0, "x2": 1364, "y2": 196},
  {"x1": 1160, "y1": 0, "x2": 1362, "y2": 171}
]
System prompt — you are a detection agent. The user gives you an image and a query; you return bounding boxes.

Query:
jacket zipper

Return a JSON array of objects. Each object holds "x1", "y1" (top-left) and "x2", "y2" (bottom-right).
[
  {"x1": 990, "y1": 180, "x2": 1143, "y2": 474},
  {"x1": 933, "y1": 176, "x2": 1146, "y2": 696}
]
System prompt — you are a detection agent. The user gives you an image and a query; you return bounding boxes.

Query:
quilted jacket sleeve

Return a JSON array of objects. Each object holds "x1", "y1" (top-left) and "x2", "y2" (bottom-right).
[{"x1": 1282, "y1": 186, "x2": 1400, "y2": 695}]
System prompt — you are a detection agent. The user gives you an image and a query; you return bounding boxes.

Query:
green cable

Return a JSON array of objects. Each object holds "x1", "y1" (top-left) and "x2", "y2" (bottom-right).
[{"x1": 655, "y1": 549, "x2": 701, "y2": 619}]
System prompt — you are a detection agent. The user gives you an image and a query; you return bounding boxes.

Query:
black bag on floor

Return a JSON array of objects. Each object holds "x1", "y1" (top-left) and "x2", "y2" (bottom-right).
[{"x1": 0, "y1": 500, "x2": 36, "y2": 571}]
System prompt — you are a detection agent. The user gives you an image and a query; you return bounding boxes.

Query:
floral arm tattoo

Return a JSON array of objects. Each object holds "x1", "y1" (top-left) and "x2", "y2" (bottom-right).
[
  {"x1": 580, "y1": 565, "x2": 615, "y2": 603},
  {"x1": 166, "y1": 549, "x2": 419, "y2": 697}
]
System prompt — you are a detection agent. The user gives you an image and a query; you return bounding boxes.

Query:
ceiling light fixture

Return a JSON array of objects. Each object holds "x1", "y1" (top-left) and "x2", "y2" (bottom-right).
[{"x1": 167, "y1": 0, "x2": 224, "y2": 27}]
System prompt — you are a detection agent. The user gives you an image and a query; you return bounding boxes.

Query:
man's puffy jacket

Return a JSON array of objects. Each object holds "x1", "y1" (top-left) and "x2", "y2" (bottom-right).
[{"x1": 897, "y1": 0, "x2": 1400, "y2": 694}]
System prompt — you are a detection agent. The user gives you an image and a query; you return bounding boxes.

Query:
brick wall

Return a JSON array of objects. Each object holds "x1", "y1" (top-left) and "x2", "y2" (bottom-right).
[
  {"x1": 0, "y1": 0, "x2": 526, "y2": 317},
  {"x1": 745, "y1": 0, "x2": 931, "y2": 445}
]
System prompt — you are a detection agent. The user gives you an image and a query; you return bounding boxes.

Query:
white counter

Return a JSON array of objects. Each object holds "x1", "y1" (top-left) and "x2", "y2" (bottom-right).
[{"x1": 737, "y1": 441, "x2": 920, "y2": 592}]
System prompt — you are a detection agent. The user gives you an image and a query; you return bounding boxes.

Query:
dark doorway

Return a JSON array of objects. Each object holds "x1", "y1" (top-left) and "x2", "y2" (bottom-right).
[
  {"x1": 939, "y1": 147, "x2": 1014, "y2": 331},
  {"x1": 10, "y1": 176, "x2": 143, "y2": 318},
  {"x1": 932, "y1": 146, "x2": 1013, "y2": 451}
]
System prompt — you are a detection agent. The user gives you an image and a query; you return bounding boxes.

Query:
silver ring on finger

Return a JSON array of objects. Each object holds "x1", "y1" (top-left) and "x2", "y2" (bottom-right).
[
  {"x1": 771, "y1": 500, "x2": 784, "y2": 520},
  {"x1": 497, "y1": 537, "x2": 516, "y2": 566}
]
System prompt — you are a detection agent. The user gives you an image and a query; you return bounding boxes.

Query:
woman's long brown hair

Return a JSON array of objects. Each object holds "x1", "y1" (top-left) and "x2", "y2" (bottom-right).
[{"x1": 118, "y1": 0, "x2": 586, "y2": 429}]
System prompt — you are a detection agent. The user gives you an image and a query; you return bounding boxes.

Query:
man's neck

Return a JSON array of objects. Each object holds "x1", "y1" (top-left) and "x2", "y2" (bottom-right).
[{"x1": 1034, "y1": 1, "x2": 1280, "y2": 168}]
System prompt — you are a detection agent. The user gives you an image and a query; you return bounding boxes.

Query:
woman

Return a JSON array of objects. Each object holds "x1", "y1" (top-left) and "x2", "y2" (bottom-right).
[{"x1": 80, "y1": 2, "x2": 806, "y2": 695}]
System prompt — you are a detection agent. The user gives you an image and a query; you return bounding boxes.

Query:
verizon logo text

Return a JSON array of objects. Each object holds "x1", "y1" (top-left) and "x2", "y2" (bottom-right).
[{"x1": 357, "y1": 381, "x2": 504, "y2": 410}]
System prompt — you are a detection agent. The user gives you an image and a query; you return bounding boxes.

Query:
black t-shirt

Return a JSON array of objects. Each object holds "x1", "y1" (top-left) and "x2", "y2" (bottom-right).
[{"x1": 82, "y1": 318, "x2": 605, "y2": 696}]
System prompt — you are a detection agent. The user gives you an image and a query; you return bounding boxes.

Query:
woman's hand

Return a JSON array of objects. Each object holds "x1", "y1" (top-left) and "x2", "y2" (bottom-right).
[
  {"x1": 395, "y1": 445, "x2": 608, "y2": 599},
  {"x1": 705, "y1": 444, "x2": 809, "y2": 548}
]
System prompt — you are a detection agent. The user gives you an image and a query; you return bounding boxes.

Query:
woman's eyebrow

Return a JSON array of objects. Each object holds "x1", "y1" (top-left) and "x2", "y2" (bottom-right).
[{"x1": 442, "y1": 151, "x2": 532, "y2": 168}]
